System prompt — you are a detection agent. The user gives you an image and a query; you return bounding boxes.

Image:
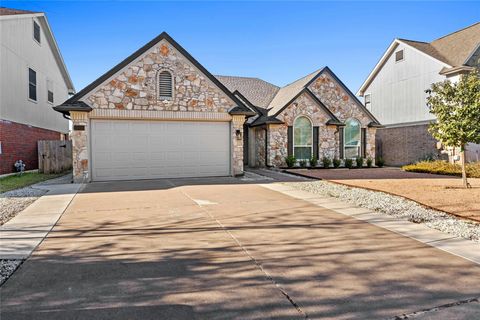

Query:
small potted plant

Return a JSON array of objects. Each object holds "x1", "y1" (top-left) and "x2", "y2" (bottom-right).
[
  {"x1": 285, "y1": 155, "x2": 296, "y2": 168},
  {"x1": 376, "y1": 156, "x2": 385, "y2": 168},
  {"x1": 321, "y1": 156, "x2": 331, "y2": 168},
  {"x1": 366, "y1": 157, "x2": 373, "y2": 168},
  {"x1": 345, "y1": 158, "x2": 353, "y2": 169},
  {"x1": 356, "y1": 157, "x2": 364, "y2": 168},
  {"x1": 333, "y1": 158, "x2": 341, "y2": 168}
]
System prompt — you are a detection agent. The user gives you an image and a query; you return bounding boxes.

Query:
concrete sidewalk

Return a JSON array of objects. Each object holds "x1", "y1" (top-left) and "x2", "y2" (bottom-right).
[{"x1": 0, "y1": 182, "x2": 83, "y2": 259}]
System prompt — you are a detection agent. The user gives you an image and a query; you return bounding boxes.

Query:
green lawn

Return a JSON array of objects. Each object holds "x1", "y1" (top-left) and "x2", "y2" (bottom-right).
[{"x1": 0, "y1": 172, "x2": 65, "y2": 193}]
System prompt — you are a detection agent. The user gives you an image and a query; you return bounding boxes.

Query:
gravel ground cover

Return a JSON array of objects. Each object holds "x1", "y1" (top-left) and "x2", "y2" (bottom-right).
[
  {"x1": 0, "y1": 173, "x2": 72, "y2": 225},
  {"x1": 0, "y1": 187, "x2": 47, "y2": 225},
  {"x1": 0, "y1": 260, "x2": 23, "y2": 286},
  {"x1": 288, "y1": 181, "x2": 480, "y2": 242}
]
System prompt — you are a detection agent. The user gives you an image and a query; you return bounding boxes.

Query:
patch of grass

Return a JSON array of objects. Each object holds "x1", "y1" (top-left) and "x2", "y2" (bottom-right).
[
  {"x1": 0, "y1": 172, "x2": 65, "y2": 193},
  {"x1": 402, "y1": 160, "x2": 480, "y2": 178}
]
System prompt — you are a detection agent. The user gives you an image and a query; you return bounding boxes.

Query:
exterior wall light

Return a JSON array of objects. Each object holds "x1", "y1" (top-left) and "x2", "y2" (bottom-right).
[{"x1": 235, "y1": 129, "x2": 242, "y2": 140}]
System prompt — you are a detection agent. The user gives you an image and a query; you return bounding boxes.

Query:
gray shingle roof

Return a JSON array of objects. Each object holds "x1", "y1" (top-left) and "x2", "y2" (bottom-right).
[
  {"x1": 215, "y1": 75, "x2": 280, "y2": 108},
  {"x1": 267, "y1": 68, "x2": 323, "y2": 115},
  {"x1": 399, "y1": 22, "x2": 480, "y2": 67},
  {"x1": 0, "y1": 7, "x2": 39, "y2": 15}
]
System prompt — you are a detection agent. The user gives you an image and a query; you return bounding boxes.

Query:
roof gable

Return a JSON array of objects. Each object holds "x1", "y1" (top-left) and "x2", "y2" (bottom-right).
[
  {"x1": 57, "y1": 32, "x2": 251, "y2": 115},
  {"x1": 358, "y1": 22, "x2": 480, "y2": 95}
]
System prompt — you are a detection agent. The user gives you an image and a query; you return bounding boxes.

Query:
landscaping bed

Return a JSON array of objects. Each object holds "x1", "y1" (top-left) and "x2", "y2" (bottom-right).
[
  {"x1": 287, "y1": 180, "x2": 480, "y2": 242},
  {"x1": 0, "y1": 260, "x2": 23, "y2": 286},
  {"x1": 403, "y1": 160, "x2": 480, "y2": 178}
]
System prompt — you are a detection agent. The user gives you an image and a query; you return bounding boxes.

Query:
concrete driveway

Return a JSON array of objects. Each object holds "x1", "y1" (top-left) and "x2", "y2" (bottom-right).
[{"x1": 1, "y1": 177, "x2": 480, "y2": 319}]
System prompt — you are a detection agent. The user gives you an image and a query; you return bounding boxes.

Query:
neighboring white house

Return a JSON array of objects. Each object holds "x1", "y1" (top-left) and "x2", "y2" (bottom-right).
[
  {"x1": 0, "y1": 7, "x2": 75, "y2": 174},
  {"x1": 357, "y1": 22, "x2": 480, "y2": 165}
]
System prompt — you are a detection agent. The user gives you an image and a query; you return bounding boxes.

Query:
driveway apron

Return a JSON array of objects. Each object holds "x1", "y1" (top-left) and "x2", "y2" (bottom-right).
[{"x1": 1, "y1": 178, "x2": 479, "y2": 319}]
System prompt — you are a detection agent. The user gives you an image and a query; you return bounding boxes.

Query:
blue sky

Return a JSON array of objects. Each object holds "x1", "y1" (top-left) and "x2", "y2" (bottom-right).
[{"x1": 6, "y1": 1, "x2": 480, "y2": 94}]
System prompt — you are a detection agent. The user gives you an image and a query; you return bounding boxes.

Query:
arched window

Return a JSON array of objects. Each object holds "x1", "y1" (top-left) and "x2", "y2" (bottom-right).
[
  {"x1": 294, "y1": 116, "x2": 312, "y2": 160},
  {"x1": 344, "y1": 118, "x2": 361, "y2": 158},
  {"x1": 158, "y1": 70, "x2": 173, "y2": 100}
]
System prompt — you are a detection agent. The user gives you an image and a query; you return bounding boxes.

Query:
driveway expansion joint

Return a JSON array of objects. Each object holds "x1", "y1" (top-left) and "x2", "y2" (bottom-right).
[{"x1": 179, "y1": 187, "x2": 308, "y2": 319}]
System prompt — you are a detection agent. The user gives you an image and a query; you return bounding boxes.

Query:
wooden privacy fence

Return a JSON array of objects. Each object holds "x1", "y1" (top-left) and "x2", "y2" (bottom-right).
[{"x1": 38, "y1": 140, "x2": 72, "y2": 174}]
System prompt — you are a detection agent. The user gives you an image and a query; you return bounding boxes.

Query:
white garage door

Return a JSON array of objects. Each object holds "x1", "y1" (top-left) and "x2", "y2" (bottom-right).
[{"x1": 91, "y1": 120, "x2": 230, "y2": 181}]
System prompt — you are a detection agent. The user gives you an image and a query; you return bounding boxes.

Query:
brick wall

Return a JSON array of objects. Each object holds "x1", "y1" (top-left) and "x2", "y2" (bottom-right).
[
  {"x1": 0, "y1": 120, "x2": 63, "y2": 174},
  {"x1": 376, "y1": 123, "x2": 442, "y2": 166}
]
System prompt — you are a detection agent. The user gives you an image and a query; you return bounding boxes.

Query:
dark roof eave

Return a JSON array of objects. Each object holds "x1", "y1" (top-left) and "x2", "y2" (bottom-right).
[
  {"x1": 53, "y1": 102, "x2": 92, "y2": 115},
  {"x1": 326, "y1": 120, "x2": 345, "y2": 126},
  {"x1": 229, "y1": 107, "x2": 256, "y2": 116},
  {"x1": 368, "y1": 122, "x2": 384, "y2": 128}
]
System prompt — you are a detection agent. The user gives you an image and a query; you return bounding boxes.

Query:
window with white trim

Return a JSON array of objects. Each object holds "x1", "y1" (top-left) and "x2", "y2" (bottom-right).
[
  {"x1": 364, "y1": 94, "x2": 371, "y2": 109},
  {"x1": 293, "y1": 116, "x2": 312, "y2": 160},
  {"x1": 47, "y1": 79, "x2": 54, "y2": 103},
  {"x1": 28, "y1": 68, "x2": 37, "y2": 101},
  {"x1": 344, "y1": 118, "x2": 361, "y2": 158},
  {"x1": 158, "y1": 70, "x2": 173, "y2": 100},
  {"x1": 33, "y1": 21, "x2": 41, "y2": 44},
  {"x1": 395, "y1": 49, "x2": 404, "y2": 62}
]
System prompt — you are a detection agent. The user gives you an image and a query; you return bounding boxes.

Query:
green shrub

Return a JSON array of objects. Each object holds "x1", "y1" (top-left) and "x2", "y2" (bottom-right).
[
  {"x1": 333, "y1": 158, "x2": 341, "y2": 168},
  {"x1": 299, "y1": 159, "x2": 307, "y2": 168},
  {"x1": 402, "y1": 160, "x2": 480, "y2": 178},
  {"x1": 376, "y1": 156, "x2": 385, "y2": 168},
  {"x1": 356, "y1": 157, "x2": 364, "y2": 168},
  {"x1": 321, "y1": 156, "x2": 331, "y2": 168},
  {"x1": 344, "y1": 158, "x2": 353, "y2": 169},
  {"x1": 366, "y1": 157, "x2": 373, "y2": 168},
  {"x1": 285, "y1": 155, "x2": 296, "y2": 168},
  {"x1": 310, "y1": 156, "x2": 318, "y2": 167}
]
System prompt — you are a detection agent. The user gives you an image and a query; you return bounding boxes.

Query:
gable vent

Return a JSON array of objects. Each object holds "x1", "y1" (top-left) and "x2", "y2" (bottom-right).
[{"x1": 158, "y1": 71, "x2": 173, "y2": 100}]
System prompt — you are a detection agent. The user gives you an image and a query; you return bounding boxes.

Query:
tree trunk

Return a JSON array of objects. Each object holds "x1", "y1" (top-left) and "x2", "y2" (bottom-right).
[{"x1": 460, "y1": 145, "x2": 469, "y2": 188}]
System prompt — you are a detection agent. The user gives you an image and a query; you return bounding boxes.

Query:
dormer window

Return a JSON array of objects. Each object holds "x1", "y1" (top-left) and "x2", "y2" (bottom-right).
[
  {"x1": 158, "y1": 70, "x2": 173, "y2": 100},
  {"x1": 33, "y1": 21, "x2": 41, "y2": 44},
  {"x1": 395, "y1": 49, "x2": 404, "y2": 62}
]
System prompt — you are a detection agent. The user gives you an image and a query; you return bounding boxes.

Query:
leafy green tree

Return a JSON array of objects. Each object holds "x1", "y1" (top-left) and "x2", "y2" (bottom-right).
[{"x1": 426, "y1": 71, "x2": 480, "y2": 188}]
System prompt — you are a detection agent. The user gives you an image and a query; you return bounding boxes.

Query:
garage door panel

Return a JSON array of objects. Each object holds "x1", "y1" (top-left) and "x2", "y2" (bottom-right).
[{"x1": 91, "y1": 120, "x2": 230, "y2": 181}]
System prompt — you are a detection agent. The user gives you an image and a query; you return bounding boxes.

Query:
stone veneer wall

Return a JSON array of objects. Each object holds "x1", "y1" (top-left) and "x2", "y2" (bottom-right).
[
  {"x1": 308, "y1": 71, "x2": 376, "y2": 160},
  {"x1": 268, "y1": 92, "x2": 337, "y2": 167},
  {"x1": 255, "y1": 128, "x2": 266, "y2": 167},
  {"x1": 85, "y1": 40, "x2": 236, "y2": 113},
  {"x1": 232, "y1": 115, "x2": 245, "y2": 175},
  {"x1": 70, "y1": 39, "x2": 244, "y2": 181},
  {"x1": 70, "y1": 112, "x2": 89, "y2": 182}
]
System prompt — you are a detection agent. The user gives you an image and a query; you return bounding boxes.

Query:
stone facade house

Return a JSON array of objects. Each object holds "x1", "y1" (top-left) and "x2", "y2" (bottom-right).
[{"x1": 55, "y1": 32, "x2": 380, "y2": 182}]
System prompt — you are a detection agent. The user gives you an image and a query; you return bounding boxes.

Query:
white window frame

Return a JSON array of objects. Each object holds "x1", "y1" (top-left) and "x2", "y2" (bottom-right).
[
  {"x1": 293, "y1": 115, "x2": 313, "y2": 160},
  {"x1": 46, "y1": 79, "x2": 54, "y2": 104},
  {"x1": 157, "y1": 69, "x2": 174, "y2": 101},
  {"x1": 33, "y1": 20, "x2": 41, "y2": 45},
  {"x1": 364, "y1": 94, "x2": 371, "y2": 109},
  {"x1": 395, "y1": 49, "x2": 404, "y2": 62},
  {"x1": 28, "y1": 67, "x2": 37, "y2": 103},
  {"x1": 344, "y1": 118, "x2": 361, "y2": 159}
]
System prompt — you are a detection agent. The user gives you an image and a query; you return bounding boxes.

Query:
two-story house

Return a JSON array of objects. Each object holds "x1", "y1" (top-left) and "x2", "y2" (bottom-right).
[
  {"x1": 0, "y1": 7, "x2": 75, "y2": 174},
  {"x1": 357, "y1": 22, "x2": 480, "y2": 166}
]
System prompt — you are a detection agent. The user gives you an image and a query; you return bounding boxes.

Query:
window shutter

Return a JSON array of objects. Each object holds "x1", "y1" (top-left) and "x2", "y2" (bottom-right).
[
  {"x1": 287, "y1": 126, "x2": 293, "y2": 157},
  {"x1": 339, "y1": 127, "x2": 344, "y2": 159},
  {"x1": 361, "y1": 128, "x2": 367, "y2": 158},
  {"x1": 313, "y1": 126, "x2": 319, "y2": 159},
  {"x1": 158, "y1": 71, "x2": 173, "y2": 99}
]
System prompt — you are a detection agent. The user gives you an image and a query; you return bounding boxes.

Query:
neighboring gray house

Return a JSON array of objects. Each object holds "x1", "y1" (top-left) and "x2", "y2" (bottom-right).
[
  {"x1": 0, "y1": 7, "x2": 75, "y2": 174},
  {"x1": 357, "y1": 22, "x2": 480, "y2": 166},
  {"x1": 54, "y1": 32, "x2": 379, "y2": 182}
]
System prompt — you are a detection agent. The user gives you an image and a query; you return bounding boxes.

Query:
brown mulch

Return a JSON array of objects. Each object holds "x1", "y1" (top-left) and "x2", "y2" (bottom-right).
[{"x1": 286, "y1": 167, "x2": 480, "y2": 222}]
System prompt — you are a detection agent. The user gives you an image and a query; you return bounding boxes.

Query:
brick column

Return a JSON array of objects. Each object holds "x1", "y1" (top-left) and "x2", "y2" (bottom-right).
[
  {"x1": 232, "y1": 115, "x2": 245, "y2": 176},
  {"x1": 70, "y1": 111, "x2": 89, "y2": 182}
]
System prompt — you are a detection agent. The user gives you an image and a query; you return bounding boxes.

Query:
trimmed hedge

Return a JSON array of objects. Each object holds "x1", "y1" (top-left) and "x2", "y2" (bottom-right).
[{"x1": 402, "y1": 160, "x2": 480, "y2": 178}]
